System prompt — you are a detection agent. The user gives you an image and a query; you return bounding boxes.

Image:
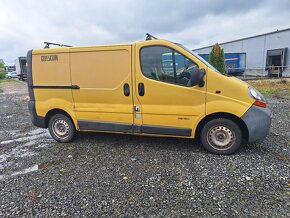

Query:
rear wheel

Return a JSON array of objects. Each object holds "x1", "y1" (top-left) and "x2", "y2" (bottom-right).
[
  {"x1": 201, "y1": 118, "x2": 242, "y2": 154},
  {"x1": 48, "y1": 114, "x2": 76, "y2": 142}
]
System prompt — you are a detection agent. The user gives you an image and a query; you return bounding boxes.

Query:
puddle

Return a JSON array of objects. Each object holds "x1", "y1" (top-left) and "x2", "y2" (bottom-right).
[
  {"x1": 0, "y1": 128, "x2": 53, "y2": 173},
  {"x1": 0, "y1": 148, "x2": 36, "y2": 165},
  {"x1": 0, "y1": 154, "x2": 9, "y2": 163},
  {"x1": 0, "y1": 129, "x2": 50, "y2": 145},
  {"x1": 0, "y1": 164, "x2": 38, "y2": 181},
  {"x1": 8, "y1": 130, "x2": 20, "y2": 136},
  {"x1": 37, "y1": 144, "x2": 50, "y2": 149},
  {"x1": 0, "y1": 159, "x2": 63, "y2": 181},
  {"x1": 28, "y1": 128, "x2": 47, "y2": 136}
]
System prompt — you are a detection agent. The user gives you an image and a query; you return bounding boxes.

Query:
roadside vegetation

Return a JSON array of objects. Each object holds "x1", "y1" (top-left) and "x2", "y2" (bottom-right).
[
  {"x1": 248, "y1": 78, "x2": 290, "y2": 95},
  {"x1": 0, "y1": 61, "x2": 6, "y2": 79},
  {"x1": 0, "y1": 72, "x2": 5, "y2": 79}
]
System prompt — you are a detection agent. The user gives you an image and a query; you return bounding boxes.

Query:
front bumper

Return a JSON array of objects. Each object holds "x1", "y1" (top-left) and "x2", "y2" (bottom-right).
[{"x1": 241, "y1": 105, "x2": 272, "y2": 143}]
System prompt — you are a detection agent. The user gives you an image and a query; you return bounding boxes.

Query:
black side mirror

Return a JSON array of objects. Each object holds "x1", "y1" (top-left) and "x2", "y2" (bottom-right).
[{"x1": 190, "y1": 68, "x2": 206, "y2": 87}]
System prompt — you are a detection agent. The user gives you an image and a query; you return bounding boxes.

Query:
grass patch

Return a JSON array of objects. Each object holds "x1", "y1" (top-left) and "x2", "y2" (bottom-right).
[
  {"x1": 248, "y1": 79, "x2": 290, "y2": 95},
  {"x1": 0, "y1": 88, "x2": 3, "y2": 93},
  {"x1": 259, "y1": 89, "x2": 280, "y2": 94},
  {"x1": 0, "y1": 78, "x2": 20, "y2": 83}
]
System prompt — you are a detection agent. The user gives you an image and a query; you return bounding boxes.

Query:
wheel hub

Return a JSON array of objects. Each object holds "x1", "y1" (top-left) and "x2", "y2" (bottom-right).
[
  {"x1": 208, "y1": 126, "x2": 235, "y2": 149},
  {"x1": 52, "y1": 119, "x2": 70, "y2": 138}
]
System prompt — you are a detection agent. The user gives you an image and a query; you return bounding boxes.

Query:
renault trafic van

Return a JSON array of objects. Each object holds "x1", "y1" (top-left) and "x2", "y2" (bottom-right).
[{"x1": 27, "y1": 35, "x2": 272, "y2": 154}]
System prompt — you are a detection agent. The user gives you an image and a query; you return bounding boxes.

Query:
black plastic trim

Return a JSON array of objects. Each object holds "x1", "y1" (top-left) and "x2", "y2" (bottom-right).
[
  {"x1": 142, "y1": 124, "x2": 192, "y2": 136},
  {"x1": 123, "y1": 83, "x2": 130, "y2": 96},
  {"x1": 28, "y1": 101, "x2": 46, "y2": 128},
  {"x1": 78, "y1": 120, "x2": 192, "y2": 136},
  {"x1": 78, "y1": 120, "x2": 133, "y2": 133},
  {"x1": 27, "y1": 50, "x2": 46, "y2": 128},
  {"x1": 241, "y1": 105, "x2": 272, "y2": 143},
  {"x1": 30, "y1": 85, "x2": 80, "y2": 89},
  {"x1": 133, "y1": 124, "x2": 142, "y2": 133},
  {"x1": 27, "y1": 50, "x2": 34, "y2": 100}
]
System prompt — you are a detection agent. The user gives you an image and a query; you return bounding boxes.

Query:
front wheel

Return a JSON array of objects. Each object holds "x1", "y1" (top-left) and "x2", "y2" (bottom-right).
[
  {"x1": 201, "y1": 118, "x2": 242, "y2": 154},
  {"x1": 48, "y1": 114, "x2": 76, "y2": 143}
]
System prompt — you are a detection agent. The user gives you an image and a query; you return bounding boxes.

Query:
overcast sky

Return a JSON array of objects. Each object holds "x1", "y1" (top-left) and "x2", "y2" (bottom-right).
[{"x1": 0, "y1": 0, "x2": 289, "y2": 65}]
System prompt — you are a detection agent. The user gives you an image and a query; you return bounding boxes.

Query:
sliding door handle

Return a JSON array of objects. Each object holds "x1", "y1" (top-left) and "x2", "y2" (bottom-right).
[
  {"x1": 138, "y1": 83, "x2": 145, "y2": 96},
  {"x1": 123, "y1": 83, "x2": 130, "y2": 96},
  {"x1": 71, "y1": 85, "x2": 80, "y2": 89}
]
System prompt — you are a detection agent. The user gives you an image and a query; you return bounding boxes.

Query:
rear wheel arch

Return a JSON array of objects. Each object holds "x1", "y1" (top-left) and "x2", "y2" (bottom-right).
[
  {"x1": 195, "y1": 112, "x2": 249, "y2": 141},
  {"x1": 45, "y1": 109, "x2": 76, "y2": 129}
]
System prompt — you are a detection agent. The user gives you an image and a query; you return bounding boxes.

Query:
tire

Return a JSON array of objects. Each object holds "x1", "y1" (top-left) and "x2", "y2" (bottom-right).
[
  {"x1": 200, "y1": 118, "x2": 242, "y2": 155},
  {"x1": 48, "y1": 114, "x2": 76, "y2": 143}
]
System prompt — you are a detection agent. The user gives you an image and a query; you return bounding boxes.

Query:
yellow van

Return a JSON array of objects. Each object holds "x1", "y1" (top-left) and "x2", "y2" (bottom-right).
[{"x1": 27, "y1": 35, "x2": 272, "y2": 154}]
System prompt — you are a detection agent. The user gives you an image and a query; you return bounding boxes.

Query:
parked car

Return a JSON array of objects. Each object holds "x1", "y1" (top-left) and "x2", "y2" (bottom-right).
[{"x1": 6, "y1": 71, "x2": 18, "y2": 78}]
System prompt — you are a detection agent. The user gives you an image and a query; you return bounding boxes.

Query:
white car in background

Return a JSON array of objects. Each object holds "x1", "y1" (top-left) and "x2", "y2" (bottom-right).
[{"x1": 6, "y1": 71, "x2": 18, "y2": 78}]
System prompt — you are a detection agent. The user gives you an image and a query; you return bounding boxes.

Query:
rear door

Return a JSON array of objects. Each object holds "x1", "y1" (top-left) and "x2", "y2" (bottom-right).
[
  {"x1": 70, "y1": 45, "x2": 134, "y2": 133},
  {"x1": 134, "y1": 41, "x2": 207, "y2": 137}
]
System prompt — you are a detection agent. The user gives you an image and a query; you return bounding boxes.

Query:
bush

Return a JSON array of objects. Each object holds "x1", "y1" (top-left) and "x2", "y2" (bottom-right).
[
  {"x1": 0, "y1": 71, "x2": 6, "y2": 79},
  {"x1": 209, "y1": 43, "x2": 226, "y2": 75}
]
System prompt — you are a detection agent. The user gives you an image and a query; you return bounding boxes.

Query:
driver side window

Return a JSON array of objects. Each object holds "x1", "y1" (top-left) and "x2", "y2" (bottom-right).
[
  {"x1": 174, "y1": 52, "x2": 198, "y2": 86},
  {"x1": 140, "y1": 46, "x2": 198, "y2": 87}
]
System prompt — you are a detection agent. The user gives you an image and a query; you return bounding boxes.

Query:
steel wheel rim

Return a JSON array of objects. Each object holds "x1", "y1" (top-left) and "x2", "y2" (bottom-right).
[
  {"x1": 52, "y1": 119, "x2": 70, "y2": 139},
  {"x1": 207, "y1": 125, "x2": 235, "y2": 150}
]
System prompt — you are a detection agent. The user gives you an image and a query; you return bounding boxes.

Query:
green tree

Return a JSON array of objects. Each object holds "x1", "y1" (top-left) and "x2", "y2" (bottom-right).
[
  {"x1": 208, "y1": 43, "x2": 226, "y2": 75},
  {"x1": 0, "y1": 60, "x2": 6, "y2": 79}
]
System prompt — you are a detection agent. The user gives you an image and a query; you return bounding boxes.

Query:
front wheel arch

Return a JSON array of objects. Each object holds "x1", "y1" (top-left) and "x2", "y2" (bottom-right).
[{"x1": 195, "y1": 112, "x2": 249, "y2": 142}]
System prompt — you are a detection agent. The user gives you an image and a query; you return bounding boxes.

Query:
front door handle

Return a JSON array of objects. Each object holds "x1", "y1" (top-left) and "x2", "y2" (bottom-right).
[
  {"x1": 138, "y1": 83, "x2": 145, "y2": 96},
  {"x1": 123, "y1": 83, "x2": 130, "y2": 96}
]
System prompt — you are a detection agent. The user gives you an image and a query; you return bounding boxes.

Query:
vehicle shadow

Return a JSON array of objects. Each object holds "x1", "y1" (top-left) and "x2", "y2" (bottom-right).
[
  {"x1": 75, "y1": 131, "x2": 204, "y2": 153},
  {"x1": 66, "y1": 131, "x2": 268, "y2": 156}
]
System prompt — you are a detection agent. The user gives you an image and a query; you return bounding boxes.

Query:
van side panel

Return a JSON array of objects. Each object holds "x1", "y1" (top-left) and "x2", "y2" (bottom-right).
[
  {"x1": 31, "y1": 50, "x2": 76, "y2": 126},
  {"x1": 206, "y1": 70, "x2": 253, "y2": 117},
  {"x1": 70, "y1": 46, "x2": 134, "y2": 131}
]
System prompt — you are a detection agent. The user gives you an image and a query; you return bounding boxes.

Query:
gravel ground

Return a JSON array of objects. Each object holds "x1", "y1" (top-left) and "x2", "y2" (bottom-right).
[{"x1": 0, "y1": 81, "x2": 289, "y2": 217}]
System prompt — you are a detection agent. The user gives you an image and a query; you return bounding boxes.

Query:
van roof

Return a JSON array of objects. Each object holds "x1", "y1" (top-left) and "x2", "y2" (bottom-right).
[
  {"x1": 32, "y1": 42, "x2": 132, "y2": 54},
  {"x1": 32, "y1": 39, "x2": 172, "y2": 54}
]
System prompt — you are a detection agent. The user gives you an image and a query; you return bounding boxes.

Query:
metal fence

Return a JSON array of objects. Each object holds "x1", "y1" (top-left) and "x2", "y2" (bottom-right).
[{"x1": 226, "y1": 65, "x2": 290, "y2": 79}]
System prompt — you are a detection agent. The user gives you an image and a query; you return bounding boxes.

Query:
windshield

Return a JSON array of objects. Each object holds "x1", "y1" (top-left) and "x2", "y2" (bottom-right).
[{"x1": 176, "y1": 43, "x2": 221, "y2": 74}]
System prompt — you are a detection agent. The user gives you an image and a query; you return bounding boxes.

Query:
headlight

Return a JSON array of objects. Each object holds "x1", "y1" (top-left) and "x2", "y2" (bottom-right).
[{"x1": 248, "y1": 87, "x2": 265, "y2": 102}]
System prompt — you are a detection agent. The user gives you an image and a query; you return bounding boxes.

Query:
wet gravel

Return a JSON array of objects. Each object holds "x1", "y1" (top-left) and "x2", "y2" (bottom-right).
[{"x1": 0, "y1": 81, "x2": 289, "y2": 217}]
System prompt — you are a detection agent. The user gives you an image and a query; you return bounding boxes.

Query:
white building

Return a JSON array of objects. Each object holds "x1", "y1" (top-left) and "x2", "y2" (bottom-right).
[{"x1": 193, "y1": 28, "x2": 290, "y2": 76}]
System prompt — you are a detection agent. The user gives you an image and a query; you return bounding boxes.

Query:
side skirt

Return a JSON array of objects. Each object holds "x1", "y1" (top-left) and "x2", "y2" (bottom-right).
[{"x1": 78, "y1": 120, "x2": 192, "y2": 137}]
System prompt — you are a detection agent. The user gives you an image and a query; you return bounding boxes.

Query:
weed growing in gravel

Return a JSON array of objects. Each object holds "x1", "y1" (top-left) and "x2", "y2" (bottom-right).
[
  {"x1": 252, "y1": 142, "x2": 262, "y2": 150},
  {"x1": 277, "y1": 153, "x2": 289, "y2": 161},
  {"x1": 38, "y1": 159, "x2": 63, "y2": 169}
]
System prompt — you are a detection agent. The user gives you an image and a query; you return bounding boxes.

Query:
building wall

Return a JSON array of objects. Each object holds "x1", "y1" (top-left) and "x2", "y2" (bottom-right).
[{"x1": 193, "y1": 29, "x2": 290, "y2": 75}]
